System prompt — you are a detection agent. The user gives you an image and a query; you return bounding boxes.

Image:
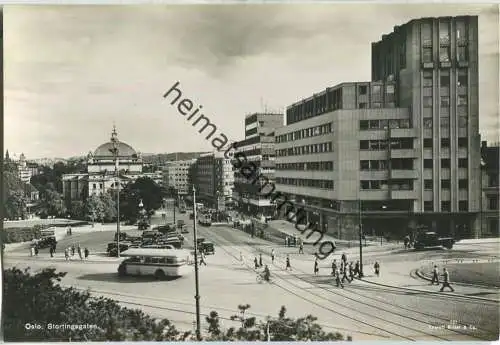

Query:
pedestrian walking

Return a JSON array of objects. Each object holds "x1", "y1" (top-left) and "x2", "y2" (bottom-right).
[
  {"x1": 84, "y1": 247, "x2": 89, "y2": 260},
  {"x1": 404, "y1": 235, "x2": 410, "y2": 249},
  {"x1": 34, "y1": 246, "x2": 39, "y2": 256},
  {"x1": 68, "y1": 226, "x2": 72, "y2": 235},
  {"x1": 430, "y1": 265, "x2": 440, "y2": 285},
  {"x1": 30, "y1": 246, "x2": 34, "y2": 257},
  {"x1": 240, "y1": 251, "x2": 244, "y2": 262},
  {"x1": 49, "y1": 246, "x2": 54, "y2": 258},
  {"x1": 342, "y1": 264, "x2": 351, "y2": 283},
  {"x1": 271, "y1": 249, "x2": 275, "y2": 264},
  {"x1": 298, "y1": 242, "x2": 304, "y2": 254},
  {"x1": 439, "y1": 268, "x2": 454, "y2": 292},
  {"x1": 374, "y1": 261, "x2": 380, "y2": 277},
  {"x1": 335, "y1": 268, "x2": 344, "y2": 288},
  {"x1": 314, "y1": 258, "x2": 319, "y2": 275},
  {"x1": 285, "y1": 236, "x2": 289, "y2": 247},
  {"x1": 254, "y1": 257, "x2": 259, "y2": 269},
  {"x1": 64, "y1": 248, "x2": 69, "y2": 261},
  {"x1": 354, "y1": 261, "x2": 360, "y2": 278},
  {"x1": 331, "y1": 259, "x2": 337, "y2": 276},
  {"x1": 341, "y1": 253, "x2": 347, "y2": 266},
  {"x1": 71, "y1": 245, "x2": 75, "y2": 256},
  {"x1": 259, "y1": 253, "x2": 263, "y2": 267},
  {"x1": 285, "y1": 255, "x2": 292, "y2": 271},
  {"x1": 349, "y1": 262, "x2": 355, "y2": 281},
  {"x1": 77, "y1": 245, "x2": 83, "y2": 260},
  {"x1": 199, "y1": 251, "x2": 207, "y2": 266}
]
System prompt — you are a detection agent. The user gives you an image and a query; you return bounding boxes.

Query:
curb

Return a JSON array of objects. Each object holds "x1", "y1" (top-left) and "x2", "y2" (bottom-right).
[
  {"x1": 415, "y1": 269, "x2": 499, "y2": 290},
  {"x1": 358, "y1": 276, "x2": 499, "y2": 303}
]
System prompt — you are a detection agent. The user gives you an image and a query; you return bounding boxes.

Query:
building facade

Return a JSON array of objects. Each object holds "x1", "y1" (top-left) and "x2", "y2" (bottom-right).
[
  {"x1": 480, "y1": 141, "x2": 499, "y2": 237},
  {"x1": 163, "y1": 159, "x2": 196, "y2": 196},
  {"x1": 233, "y1": 113, "x2": 283, "y2": 216},
  {"x1": 190, "y1": 152, "x2": 234, "y2": 209},
  {"x1": 62, "y1": 126, "x2": 162, "y2": 201},
  {"x1": 275, "y1": 16, "x2": 482, "y2": 239}
]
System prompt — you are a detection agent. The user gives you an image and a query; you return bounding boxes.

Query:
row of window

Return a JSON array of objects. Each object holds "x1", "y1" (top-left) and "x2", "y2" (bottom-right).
[
  {"x1": 423, "y1": 95, "x2": 468, "y2": 107},
  {"x1": 360, "y1": 138, "x2": 414, "y2": 151},
  {"x1": 276, "y1": 123, "x2": 333, "y2": 143},
  {"x1": 276, "y1": 161, "x2": 334, "y2": 171},
  {"x1": 424, "y1": 70, "x2": 468, "y2": 87},
  {"x1": 424, "y1": 138, "x2": 468, "y2": 148},
  {"x1": 275, "y1": 177, "x2": 334, "y2": 190},
  {"x1": 276, "y1": 142, "x2": 333, "y2": 157},
  {"x1": 360, "y1": 179, "x2": 414, "y2": 190},
  {"x1": 424, "y1": 201, "x2": 469, "y2": 212},
  {"x1": 424, "y1": 179, "x2": 469, "y2": 190},
  {"x1": 423, "y1": 158, "x2": 468, "y2": 169},
  {"x1": 359, "y1": 119, "x2": 411, "y2": 130},
  {"x1": 286, "y1": 89, "x2": 343, "y2": 124},
  {"x1": 423, "y1": 116, "x2": 468, "y2": 129},
  {"x1": 360, "y1": 158, "x2": 413, "y2": 171}
]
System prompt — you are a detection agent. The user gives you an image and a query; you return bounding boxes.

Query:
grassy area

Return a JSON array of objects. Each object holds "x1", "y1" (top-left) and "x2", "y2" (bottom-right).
[
  {"x1": 422, "y1": 262, "x2": 500, "y2": 288},
  {"x1": 3, "y1": 218, "x2": 87, "y2": 229}
]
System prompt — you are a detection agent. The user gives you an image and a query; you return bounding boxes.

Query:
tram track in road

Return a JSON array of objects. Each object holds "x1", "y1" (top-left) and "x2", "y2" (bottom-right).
[
  {"x1": 250, "y1": 244, "x2": 496, "y2": 341},
  {"x1": 198, "y1": 227, "x2": 459, "y2": 341}
]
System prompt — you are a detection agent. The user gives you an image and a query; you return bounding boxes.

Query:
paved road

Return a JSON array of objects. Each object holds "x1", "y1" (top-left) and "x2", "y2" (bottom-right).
[{"x1": 4, "y1": 211, "x2": 499, "y2": 341}]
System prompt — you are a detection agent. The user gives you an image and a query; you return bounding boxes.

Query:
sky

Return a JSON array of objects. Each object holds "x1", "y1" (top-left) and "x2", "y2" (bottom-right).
[{"x1": 4, "y1": 4, "x2": 499, "y2": 159}]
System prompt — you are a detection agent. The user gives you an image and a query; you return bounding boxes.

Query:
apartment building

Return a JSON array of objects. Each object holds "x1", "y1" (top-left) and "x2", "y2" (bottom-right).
[
  {"x1": 190, "y1": 152, "x2": 234, "y2": 209},
  {"x1": 233, "y1": 113, "x2": 283, "y2": 216},
  {"x1": 163, "y1": 159, "x2": 196, "y2": 196},
  {"x1": 275, "y1": 16, "x2": 482, "y2": 239}
]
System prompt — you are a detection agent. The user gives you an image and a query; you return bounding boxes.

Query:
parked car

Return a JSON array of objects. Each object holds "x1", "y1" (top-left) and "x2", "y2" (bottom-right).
[
  {"x1": 107, "y1": 242, "x2": 133, "y2": 256},
  {"x1": 413, "y1": 232, "x2": 455, "y2": 250},
  {"x1": 138, "y1": 219, "x2": 150, "y2": 230}
]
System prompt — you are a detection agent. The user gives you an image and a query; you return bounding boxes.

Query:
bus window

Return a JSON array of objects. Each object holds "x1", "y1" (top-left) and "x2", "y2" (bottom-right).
[
  {"x1": 158, "y1": 257, "x2": 167, "y2": 264},
  {"x1": 151, "y1": 257, "x2": 160, "y2": 264},
  {"x1": 129, "y1": 256, "x2": 141, "y2": 263},
  {"x1": 166, "y1": 257, "x2": 175, "y2": 264},
  {"x1": 145, "y1": 257, "x2": 152, "y2": 264}
]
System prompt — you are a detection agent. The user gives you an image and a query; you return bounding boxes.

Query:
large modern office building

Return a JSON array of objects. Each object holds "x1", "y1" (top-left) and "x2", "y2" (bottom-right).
[
  {"x1": 163, "y1": 159, "x2": 196, "y2": 196},
  {"x1": 274, "y1": 16, "x2": 482, "y2": 239},
  {"x1": 190, "y1": 152, "x2": 234, "y2": 209},
  {"x1": 233, "y1": 113, "x2": 283, "y2": 216}
]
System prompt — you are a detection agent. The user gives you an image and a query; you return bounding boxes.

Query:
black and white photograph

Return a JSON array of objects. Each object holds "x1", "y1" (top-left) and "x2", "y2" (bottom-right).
[{"x1": 2, "y1": 2, "x2": 499, "y2": 342}]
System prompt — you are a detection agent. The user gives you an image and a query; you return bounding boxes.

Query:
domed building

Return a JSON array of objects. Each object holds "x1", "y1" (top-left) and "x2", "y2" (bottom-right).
[{"x1": 62, "y1": 126, "x2": 162, "y2": 201}]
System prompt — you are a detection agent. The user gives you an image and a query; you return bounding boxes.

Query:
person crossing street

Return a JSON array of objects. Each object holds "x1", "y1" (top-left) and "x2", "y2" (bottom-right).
[
  {"x1": 374, "y1": 261, "x2": 380, "y2": 277},
  {"x1": 331, "y1": 259, "x2": 337, "y2": 276},
  {"x1": 314, "y1": 258, "x2": 319, "y2": 275},
  {"x1": 285, "y1": 255, "x2": 292, "y2": 271},
  {"x1": 199, "y1": 250, "x2": 207, "y2": 266},
  {"x1": 439, "y1": 268, "x2": 454, "y2": 292},
  {"x1": 271, "y1": 249, "x2": 275, "y2": 264},
  {"x1": 430, "y1": 265, "x2": 440, "y2": 285},
  {"x1": 335, "y1": 268, "x2": 344, "y2": 288},
  {"x1": 84, "y1": 247, "x2": 89, "y2": 260},
  {"x1": 259, "y1": 253, "x2": 263, "y2": 267}
]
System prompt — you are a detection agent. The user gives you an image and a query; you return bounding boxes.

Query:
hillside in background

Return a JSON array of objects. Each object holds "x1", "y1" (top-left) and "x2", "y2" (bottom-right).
[{"x1": 142, "y1": 152, "x2": 208, "y2": 164}]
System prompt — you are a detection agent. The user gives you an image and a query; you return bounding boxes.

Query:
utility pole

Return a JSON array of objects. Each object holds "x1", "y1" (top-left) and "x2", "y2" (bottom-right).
[
  {"x1": 110, "y1": 125, "x2": 121, "y2": 258},
  {"x1": 358, "y1": 199, "x2": 363, "y2": 278},
  {"x1": 192, "y1": 186, "x2": 201, "y2": 340}
]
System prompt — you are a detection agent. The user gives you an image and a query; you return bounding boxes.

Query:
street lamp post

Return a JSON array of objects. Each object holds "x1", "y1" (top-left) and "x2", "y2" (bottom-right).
[
  {"x1": 109, "y1": 126, "x2": 121, "y2": 258},
  {"x1": 192, "y1": 186, "x2": 201, "y2": 340},
  {"x1": 358, "y1": 199, "x2": 364, "y2": 278}
]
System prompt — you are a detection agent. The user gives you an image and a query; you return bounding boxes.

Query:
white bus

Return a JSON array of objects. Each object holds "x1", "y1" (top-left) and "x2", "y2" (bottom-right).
[{"x1": 117, "y1": 248, "x2": 192, "y2": 280}]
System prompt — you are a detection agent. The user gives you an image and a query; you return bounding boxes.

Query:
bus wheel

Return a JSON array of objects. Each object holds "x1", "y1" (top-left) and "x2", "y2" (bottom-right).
[{"x1": 155, "y1": 269, "x2": 166, "y2": 280}]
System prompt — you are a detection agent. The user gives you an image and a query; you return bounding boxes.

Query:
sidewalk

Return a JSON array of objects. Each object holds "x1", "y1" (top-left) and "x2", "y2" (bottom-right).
[
  {"x1": 267, "y1": 219, "x2": 397, "y2": 249},
  {"x1": 5, "y1": 251, "x2": 123, "y2": 264}
]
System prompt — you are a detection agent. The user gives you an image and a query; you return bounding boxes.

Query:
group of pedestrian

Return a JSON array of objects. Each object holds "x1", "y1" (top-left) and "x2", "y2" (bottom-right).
[
  {"x1": 285, "y1": 235, "x2": 298, "y2": 247},
  {"x1": 430, "y1": 265, "x2": 455, "y2": 292},
  {"x1": 64, "y1": 244, "x2": 89, "y2": 261},
  {"x1": 254, "y1": 253, "x2": 264, "y2": 269}
]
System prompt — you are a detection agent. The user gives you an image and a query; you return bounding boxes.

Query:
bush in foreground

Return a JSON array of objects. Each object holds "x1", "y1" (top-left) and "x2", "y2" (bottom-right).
[{"x1": 3, "y1": 268, "x2": 348, "y2": 341}]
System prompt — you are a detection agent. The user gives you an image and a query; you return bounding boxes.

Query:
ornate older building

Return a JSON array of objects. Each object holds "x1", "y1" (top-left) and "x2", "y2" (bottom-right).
[{"x1": 62, "y1": 126, "x2": 162, "y2": 201}]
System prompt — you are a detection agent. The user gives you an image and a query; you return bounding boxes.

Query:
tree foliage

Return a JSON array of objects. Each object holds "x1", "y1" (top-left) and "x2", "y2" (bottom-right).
[
  {"x1": 3, "y1": 171, "x2": 28, "y2": 220},
  {"x1": 3, "y1": 268, "x2": 347, "y2": 342},
  {"x1": 39, "y1": 189, "x2": 67, "y2": 218},
  {"x1": 119, "y1": 177, "x2": 166, "y2": 221}
]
